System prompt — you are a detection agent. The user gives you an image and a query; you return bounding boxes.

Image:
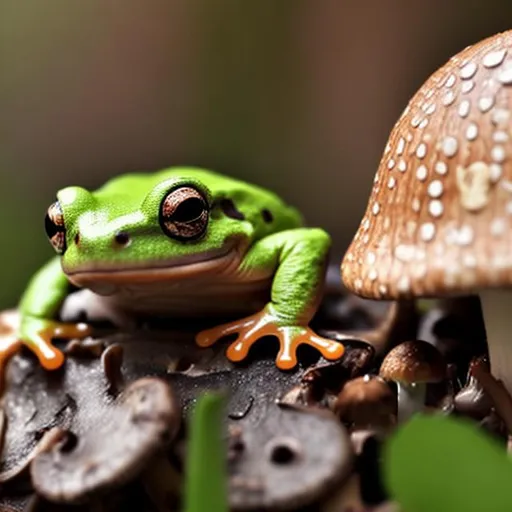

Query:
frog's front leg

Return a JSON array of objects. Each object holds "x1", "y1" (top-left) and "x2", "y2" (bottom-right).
[
  {"x1": 196, "y1": 228, "x2": 345, "y2": 370},
  {"x1": 17, "y1": 257, "x2": 92, "y2": 370}
]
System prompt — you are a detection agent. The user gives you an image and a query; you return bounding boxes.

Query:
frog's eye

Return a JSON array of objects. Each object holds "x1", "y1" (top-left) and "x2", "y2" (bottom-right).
[
  {"x1": 160, "y1": 186, "x2": 209, "y2": 240},
  {"x1": 45, "y1": 201, "x2": 67, "y2": 254}
]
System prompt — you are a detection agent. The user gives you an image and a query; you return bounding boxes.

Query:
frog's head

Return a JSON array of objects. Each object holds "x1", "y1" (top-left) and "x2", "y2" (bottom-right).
[{"x1": 44, "y1": 170, "x2": 262, "y2": 292}]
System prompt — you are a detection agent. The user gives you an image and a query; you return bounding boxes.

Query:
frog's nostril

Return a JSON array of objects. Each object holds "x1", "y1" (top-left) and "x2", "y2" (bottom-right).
[
  {"x1": 74, "y1": 233, "x2": 80, "y2": 246},
  {"x1": 114, "y1": 232, "x2": 131, "y2": 247}
]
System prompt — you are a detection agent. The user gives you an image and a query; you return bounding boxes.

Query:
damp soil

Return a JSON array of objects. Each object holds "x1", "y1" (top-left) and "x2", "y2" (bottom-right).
[{"x1": 0, "y1": 265, "x2": 499, "y2": 512}]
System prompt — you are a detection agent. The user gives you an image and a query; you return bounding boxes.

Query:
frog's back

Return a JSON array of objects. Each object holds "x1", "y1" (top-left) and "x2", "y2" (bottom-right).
[{"x1": 96, "y1": 167, "x2": 303, "y2": 238}]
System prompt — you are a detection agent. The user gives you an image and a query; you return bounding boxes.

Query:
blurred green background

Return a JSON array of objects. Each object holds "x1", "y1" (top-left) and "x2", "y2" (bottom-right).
[{"x1": 1, "y1": 0, "x2": 512, "y2": 308}]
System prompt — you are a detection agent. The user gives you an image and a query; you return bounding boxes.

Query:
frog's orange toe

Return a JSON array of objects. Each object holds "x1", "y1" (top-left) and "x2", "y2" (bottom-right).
[{"x1": 36, "y1": 345, "x2": 65, "y2": 371}]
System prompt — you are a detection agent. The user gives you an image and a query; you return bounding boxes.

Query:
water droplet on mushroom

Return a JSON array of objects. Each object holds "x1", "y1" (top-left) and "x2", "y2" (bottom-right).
[
  {"x1": 416, "y1": 165, "x2": 428, "y2": 181},
  {"x1": 441, "y1": 137, "x2": 459, "y2": 157},
  {"x1": 445, "y1": 74, "x2": 456, "y2": 88},
  {"x1": 491, "y1": 145, "x2": 506, "y2": 163},
  {"x1": 458, "y1": 100, "x2": 471, "y2": 118},
  {"x1": 478, "y1": 96, "x2": 495, "y2": 112},
  {"x1": 498, "y1": 67, "x2": 512, "y2": 84},
  {"x1": 420, "y1": 222, "x2": 436, "y2": 242},
  {"x1": 435, "y1": 161, "x2": 448, "y2": 175},
  {"x1": 428, "y1": 200, "x2": 444, "y2": 218},
  {"x1": 490, "y1": 218, "x2": 507, "y2": 237},
  {"x1": 416, "y1": 143, "x2": 428, "y2": 159},
  {"x1": 483, "y1": 48, "x2": 507, "y2": 68},
  {"x1": 443, "y1": 91, "x2": 456, "y2": 106},
  {"x1": 397, "y1": 137, "x2": 406, "y2": 155},
  {"x1": 466, "y1": 123, "x2": 479, "y2": 141},
  {"x1": 460, "y1": 61, "x2": 478, "y2": 79},
  {"x1": 427, "y1": 180, "x2": 444, "y2": 198},
  {"x1": 462, "y1": 80, "x2": 475, "y2": 93}
]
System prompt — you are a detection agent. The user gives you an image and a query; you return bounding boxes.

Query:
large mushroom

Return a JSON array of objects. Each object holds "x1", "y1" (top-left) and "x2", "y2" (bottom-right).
[{"x1": 341, "y1": 30, "x2": 512, "y2": 397}]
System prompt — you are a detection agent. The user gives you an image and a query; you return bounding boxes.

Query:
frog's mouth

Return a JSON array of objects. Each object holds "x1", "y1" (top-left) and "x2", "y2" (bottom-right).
[{"x1": 64, "y1": 241, "x2": 244, "y2": 291}]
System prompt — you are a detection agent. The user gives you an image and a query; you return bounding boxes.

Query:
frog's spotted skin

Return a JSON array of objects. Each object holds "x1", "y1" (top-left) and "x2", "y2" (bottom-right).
[{"x1": 15, "y1": 167, "x2": 344, "y2": 371}]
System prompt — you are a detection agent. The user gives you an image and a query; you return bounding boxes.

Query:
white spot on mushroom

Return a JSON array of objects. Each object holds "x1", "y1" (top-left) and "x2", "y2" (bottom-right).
[
  {"x1": 362, "y1": 234, "x2": 370, "y2": 244},
  {"x1": 372, "y1": 202, "x2": 380, "y2": 215},
  {"x1": 428, "y1": 180, "x2": 444, "y2": 198},
  {"x1": 442, "y1": 137, "x2": 458, "y2": 157},
  {"x1": 383, "y1": 216, "x2": 391, "y2": 230},
  {"x1": 387, "y1": 177, "x2": 396, "y2": 189},
  {"x1": 411, "y1": 115, "x2": 421, "y2": 128},
  {"x1": 460, "y1": 61, "x2": 477, "y2": 79},
  {"x1": 478, "y1": 96, "x2": 495, "y2": 112},
  {"x1": 442, "y1": 91, "x2": 456, "y2": 106},
  {"x1": 445, "y1": 74, "x2": 456, "y2": 88},
  {"x1": 362, "y1": 218, "x2": 370, "y2": 231},
  {"x1": 461, "y1": 80, "x2": 475, "y2": 94},
  {"x1": 416, "y1": 165, "x2": 428, "y2": 181},
  {"x1": 466, "y1": 123, "x2": 479, "y2": 141},
  {"x1": 490, "y1": 164, "x2": 502, "y2": 183},
  {"x1": 492, "y1": 108, "x2": 510, "y2": 125},
  {"x1": 463, "y1": 254, "x2": 477, "y2": 268},
  {"x1": 501, "y1": 180, "x2": 512, "y2": 193},
  {"x1": 446, "y1": 225, "x2": 474, "y2": 246},
  {"x1": 412, "y1": 198, "x2": 421, "y2": 212},
  {"x1": 458, "y1": 100, "x2": 471, "y2": 118},
  {"x1": 435, "y1": 161, "x2": 448, "y2": 175},
  {"x1": 493, "y1": 131, "x2": 509, "y2": 143},
  {"x1": 395, "y1": 244, "x2": 416, "y2": 262},
  {"x1": 355, "y1": 279, "x2": 363, "y2": 290},
  {"x1": 498, "y1": 68, "x2": 512, "y2": 84},
  {"x1": 378, "y1": 284, "x2": 388, "y2": 295},
  {"x1": 367, "y1": 252, "x2": 376, "y2": 265},
  {"x1": 397, "y1": 276, "x2": 411, "y2": 293},
  {"x1": 420, "y1": 222, "x2": 436, "y2": 242},
  {"x1": 491, "y1": 145, "x2": 506, "y2": 163},
  {"x1": 419, "y1": 119, "x2": 429, "y2": 129},
  {"x1": 483, "y1": 48, "x2": 507, "y2": 68},
  {"x1": 416, "y1": 143, "x2": 427, "y2": 159},
  {"x1": 428, "y1": 200, "x2": 444, "y2": 217},
  {"x1": 406, "y1": 132, "x2": 413, "y2": 142},
  {"x1": 368, "y1": 269, "x2": 378, "y2": 282},
  {"x1": 424, "y1": 103, "x2": 436, "y2": 115},
  {"x1": 397, "y1": 137, "x2": 405, "y2": 155},
  {"x1": 491, "y1": 218, "x2": 507, "y2": 237},
  {"x1": 397, "y1": 160, "x2": 407, "y2": 172},
  {"x1": 388, "y1": 159, "x2": 396, "y2": 170}
]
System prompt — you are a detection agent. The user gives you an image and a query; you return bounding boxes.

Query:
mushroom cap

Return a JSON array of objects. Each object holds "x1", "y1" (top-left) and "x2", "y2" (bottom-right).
[
  {"x1": 334, "y1": 375, "x2": 397, "y2": 427},
  {"x1": 379, "y1": 340, "x2": 446, "y2": 384},
  {"x1": 341, "y1": 30, "x2": 512, "y2": 299}
]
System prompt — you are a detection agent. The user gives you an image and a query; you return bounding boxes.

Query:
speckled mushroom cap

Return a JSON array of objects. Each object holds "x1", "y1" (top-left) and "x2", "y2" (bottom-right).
[{"x1": 342, "y1": 30, "x2": 512, "y2": 299}]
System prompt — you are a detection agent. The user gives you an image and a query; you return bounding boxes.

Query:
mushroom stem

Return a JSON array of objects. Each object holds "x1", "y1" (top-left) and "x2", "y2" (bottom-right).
[
  {"x1": 396, "y1": 383, "x2": 427, "y2": 423},
  {"x1": 480, "y1": 290, "x2": 512, "y2": 397}
]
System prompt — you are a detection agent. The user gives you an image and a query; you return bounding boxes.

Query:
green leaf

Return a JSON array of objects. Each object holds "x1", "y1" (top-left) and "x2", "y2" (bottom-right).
[
  {"x1": 383, "y1": 414, "x2": 512, "y2": 512},
  {"x1": 183, "y1": 392, "x2": 229, "y2": 512}
]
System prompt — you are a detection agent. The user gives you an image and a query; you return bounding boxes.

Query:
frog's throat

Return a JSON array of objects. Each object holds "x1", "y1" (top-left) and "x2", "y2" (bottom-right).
[{"x1": 65, "y1": 242, "x2": 244, "y2": 287}]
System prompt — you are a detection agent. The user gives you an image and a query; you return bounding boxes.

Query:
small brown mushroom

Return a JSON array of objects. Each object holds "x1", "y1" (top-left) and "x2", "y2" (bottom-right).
[
  {"x1": 379, "y1": 340, "x2": 446, "y2": 421},
  {"x1": 30, "y1": 378, "x2": 180, "y2": 504},
  {"x1": 340, "y1": 30, "x2": 512, "y2": 398},
  {"x1": 454, "y1": 355, "x2": 493, "y2": 419},
  {"x1": 334, "y1": 375, "x2": 396, "y2": 429}
]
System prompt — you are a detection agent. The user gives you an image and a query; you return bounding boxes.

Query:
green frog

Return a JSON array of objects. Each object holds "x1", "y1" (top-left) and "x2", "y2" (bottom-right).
[{"x1": 13, "y1": 168, "x2": 344, "y2": 371}]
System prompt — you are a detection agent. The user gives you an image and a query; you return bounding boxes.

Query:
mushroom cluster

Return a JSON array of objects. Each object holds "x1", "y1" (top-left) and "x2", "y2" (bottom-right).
[{"x1": 341, "y1": 29, "x2": 512, "y2": 397}]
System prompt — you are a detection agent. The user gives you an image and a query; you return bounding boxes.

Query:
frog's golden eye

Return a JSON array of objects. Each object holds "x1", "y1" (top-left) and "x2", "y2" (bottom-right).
[
  {"x1": 45, "y1": 201, "x2": 67, "y2": 254},
  {"x1": 160, "y1": 186, "x2": 209, "y2": 240}
]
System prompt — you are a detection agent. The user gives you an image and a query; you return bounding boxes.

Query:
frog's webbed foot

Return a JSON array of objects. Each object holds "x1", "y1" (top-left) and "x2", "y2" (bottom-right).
[
  {"x1": 20, "y1": 317, "x2": 92, "y2": 370},
  {"x1": 196, "y1": 308, "x2": 345, "y2": 370}
]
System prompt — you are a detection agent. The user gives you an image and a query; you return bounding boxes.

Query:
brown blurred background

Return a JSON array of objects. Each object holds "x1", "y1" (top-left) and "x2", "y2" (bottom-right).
[{"x1": 1, "y1": 0, "x2": 512, "y2": 308}]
